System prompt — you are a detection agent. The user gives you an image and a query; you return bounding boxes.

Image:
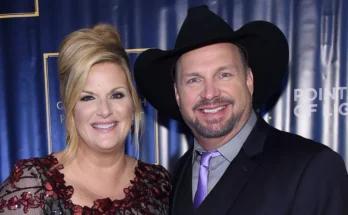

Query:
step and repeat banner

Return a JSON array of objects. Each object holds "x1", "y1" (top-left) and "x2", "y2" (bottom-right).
[{"x1": 0, "y1": 0, "x2": 347, "y2": 182}]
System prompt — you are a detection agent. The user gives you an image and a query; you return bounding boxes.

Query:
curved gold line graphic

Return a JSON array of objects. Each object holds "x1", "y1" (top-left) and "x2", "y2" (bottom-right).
[
  {"x1": 126, "y1": 48, "x2": 149, "y2": 53},
  {"x1": 0, "y1": 0, "x2": 39, "y2": 19},
  {"x1": 43, "y1": 49, "x2": 159, "y2": 164},
  {"x1": 43, "y1": 53, "x2": 59, "y2": 154}
]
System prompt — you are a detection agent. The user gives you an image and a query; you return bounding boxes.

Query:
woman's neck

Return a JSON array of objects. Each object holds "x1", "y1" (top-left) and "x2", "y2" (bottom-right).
[{"x1": 64, "y1": 145, "x2": 135, "y2": 185}]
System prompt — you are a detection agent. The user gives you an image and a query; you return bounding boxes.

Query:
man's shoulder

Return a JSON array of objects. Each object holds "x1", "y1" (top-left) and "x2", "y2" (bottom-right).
[
  {"x1": 265, "y1": 126, "x2": 340, "y2": 161},
  {"x1": 170, "y1": 148, "x2": 193, "y2": 178},
  {"x1": 176, "y1": 147, "x2": 193, "y2": 166}
]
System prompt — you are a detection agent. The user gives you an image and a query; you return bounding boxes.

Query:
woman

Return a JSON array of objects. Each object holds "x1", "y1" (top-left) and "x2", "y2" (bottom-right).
[{"x1": 0, "y1": 24, "x2": 171, "y2": 214}]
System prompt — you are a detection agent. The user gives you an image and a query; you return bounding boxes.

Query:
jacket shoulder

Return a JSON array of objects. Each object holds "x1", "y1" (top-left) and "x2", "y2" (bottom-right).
[{"x1": 265, "y1": 126, "x2": 340, "y2": 160}]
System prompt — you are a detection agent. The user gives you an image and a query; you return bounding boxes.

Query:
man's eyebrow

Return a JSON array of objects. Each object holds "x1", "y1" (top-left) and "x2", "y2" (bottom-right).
[
  {"x1": 216, "y1": 64, "x2": 237, "y2": 72},
  {"x1": 180, "y1": 64, "x2": 238, "y2": 78},
  {"x1": 182, "y1": 72, "x2": 201, "y2": 77}
]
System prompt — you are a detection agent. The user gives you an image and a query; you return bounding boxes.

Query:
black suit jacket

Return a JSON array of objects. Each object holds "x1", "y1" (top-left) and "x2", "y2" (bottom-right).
[{"x1": 170, "y1": 117, "x2": 348, "y2": 215}]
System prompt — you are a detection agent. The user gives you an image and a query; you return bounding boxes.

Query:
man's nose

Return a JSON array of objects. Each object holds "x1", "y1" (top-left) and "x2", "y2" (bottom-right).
[{"x1": 200, "y1": 79, "x2": 221, "y2": 100}]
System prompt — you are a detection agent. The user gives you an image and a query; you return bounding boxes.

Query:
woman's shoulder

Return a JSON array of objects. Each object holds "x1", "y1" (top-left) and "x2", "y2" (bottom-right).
[
  {"x1": 1, "y1": 155, "x2": 59, "y2": 189},
  {"x1": 135, "y1": 161, "x2": 171, "y2": 204},
  {"x1": 11, "y1": 154, "x2": 58, "y2": 171},
  {"x1": 137, "y1": 160, "x2": 171, "y2": 181},
  {"x1": 0, "y1": 154, "x2": 61, "y2": 214},
  {"x1": 3, "y1": 155, "x2": 57, "y2": 183}
]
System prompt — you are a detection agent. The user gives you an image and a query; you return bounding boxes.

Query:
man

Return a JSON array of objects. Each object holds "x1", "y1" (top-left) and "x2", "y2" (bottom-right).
[{"x1": 134, "y1": 5, "x2": 348, "y2": 215}]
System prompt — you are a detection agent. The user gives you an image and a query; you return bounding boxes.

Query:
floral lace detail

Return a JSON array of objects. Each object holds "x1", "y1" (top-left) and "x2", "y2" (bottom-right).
[{"x1": 0, "y1": 155, "x2": 171, "y2": 214}]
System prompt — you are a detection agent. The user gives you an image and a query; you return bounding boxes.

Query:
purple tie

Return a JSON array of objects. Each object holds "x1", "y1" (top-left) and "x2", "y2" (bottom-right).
[{"x1": 193, "y1": 150, "x2": 220, "y2": 210}]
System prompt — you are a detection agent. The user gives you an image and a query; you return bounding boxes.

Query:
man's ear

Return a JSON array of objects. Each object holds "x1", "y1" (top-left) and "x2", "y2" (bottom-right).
[
  {"x1": 174, "y1": 83, "x2": 180, "y2": 108},
  {"x1": 246, "y1": 68, "x2": 254, "y2": 95}
]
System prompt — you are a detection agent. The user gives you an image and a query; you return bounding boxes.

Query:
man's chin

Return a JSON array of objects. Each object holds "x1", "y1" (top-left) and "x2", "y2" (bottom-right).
[
  {"x1": 195, "y1": 129, "x2": 229, "y2": 139},
  {"x1": 193, "y1": 122, "x2": 233, "y2": 139}
]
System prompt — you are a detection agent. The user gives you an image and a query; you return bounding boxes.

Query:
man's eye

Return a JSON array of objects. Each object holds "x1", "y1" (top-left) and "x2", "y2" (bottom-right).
[
  {"x1": 111, "y1": 93, "x2": 124, "y2": 99},
  {"x1": 188, "y1": 77, "x2": 199, "y2": 83},
  {"x1": 80, "y1": 96, "x2": 94, "y2": 101},
  {"x1": 221, "y1": 73, "x2": 231, "y2": 78}
]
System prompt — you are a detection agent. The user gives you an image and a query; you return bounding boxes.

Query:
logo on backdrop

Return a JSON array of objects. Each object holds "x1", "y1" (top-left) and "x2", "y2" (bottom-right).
[
  {"x1": 56, "y1": 101, "x2": 65, "y2": 123},
  {"x1": 293, "y1": 86, "x2": 348, "y2": 117}
]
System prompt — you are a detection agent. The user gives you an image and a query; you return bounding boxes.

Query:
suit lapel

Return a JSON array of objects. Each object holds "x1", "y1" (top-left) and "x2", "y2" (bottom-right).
[
  {"x1": 171, "y1": 117, "x2": 270, "y2": 215},
  {"x1": 196, "y1": 149, "x2": 258, "y2": 215},
  {"x1": 170, "y1": 149, "x2": 195, "y2": 215},
  {"x1": 196, "y1": 117, "x2": 270, "y2": 215},
  {"x1": 174, "y1": 161, "x2": 195, "y2": 215}
]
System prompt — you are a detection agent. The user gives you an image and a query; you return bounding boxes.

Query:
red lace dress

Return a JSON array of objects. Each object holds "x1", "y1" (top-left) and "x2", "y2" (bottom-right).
[{"x1": 0, "y1": 155, "x2": 171, "y2": 215}]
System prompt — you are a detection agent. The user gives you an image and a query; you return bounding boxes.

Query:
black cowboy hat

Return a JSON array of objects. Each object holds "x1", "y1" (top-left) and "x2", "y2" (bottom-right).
[{"x1": 134, "y1": 5, "x2": 289, "y2": 121}]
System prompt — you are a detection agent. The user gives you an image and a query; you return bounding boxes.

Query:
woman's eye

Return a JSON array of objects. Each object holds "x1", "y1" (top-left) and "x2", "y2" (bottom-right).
[
  {"x1": 80, "y1": 96, "x2": 94, "y2": 101},
  {"x1": 111, "y1": 92, "x2": 124, "y2": 99}
]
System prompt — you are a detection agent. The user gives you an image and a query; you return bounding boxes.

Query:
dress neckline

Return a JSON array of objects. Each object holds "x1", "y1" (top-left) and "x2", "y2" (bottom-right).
[{"x1": 46, "y1": 154, "x2": 142, "y2": 212}]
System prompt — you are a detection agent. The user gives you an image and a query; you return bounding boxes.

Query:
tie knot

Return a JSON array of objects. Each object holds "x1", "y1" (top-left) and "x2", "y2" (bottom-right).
[{"x1": 199, "y1": 150, "x2": 220, "y2": 168}]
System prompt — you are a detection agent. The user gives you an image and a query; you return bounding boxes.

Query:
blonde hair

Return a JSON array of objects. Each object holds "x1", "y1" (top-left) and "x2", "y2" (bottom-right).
[{"x1": 58, "y1": 23, "x2": 143, "y2": 165}]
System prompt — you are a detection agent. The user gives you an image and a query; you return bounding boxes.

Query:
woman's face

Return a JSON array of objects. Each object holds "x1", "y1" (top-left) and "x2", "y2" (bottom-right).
[{"x1": 73, "y1": 62, "x2": 133, "y2": 153}]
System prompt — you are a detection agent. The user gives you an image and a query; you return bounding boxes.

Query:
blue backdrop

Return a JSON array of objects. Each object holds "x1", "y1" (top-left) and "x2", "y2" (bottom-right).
[{"x1": 1, "y1": 0, "x2": 347, "y2": 183}]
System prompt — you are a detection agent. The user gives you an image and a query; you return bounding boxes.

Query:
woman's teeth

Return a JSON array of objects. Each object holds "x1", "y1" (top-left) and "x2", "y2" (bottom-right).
[{"x1": 93, "y1": 123, "x2": 117, "y2": 129}]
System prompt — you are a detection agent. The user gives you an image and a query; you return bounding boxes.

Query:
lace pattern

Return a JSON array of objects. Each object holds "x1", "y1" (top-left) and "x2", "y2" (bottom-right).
[{"x1": 0, "y1": 155, "x2": 171, "y2": 215}]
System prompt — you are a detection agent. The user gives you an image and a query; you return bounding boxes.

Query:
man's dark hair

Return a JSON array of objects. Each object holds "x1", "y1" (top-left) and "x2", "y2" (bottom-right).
[{"x1": 237, "y1": 45, "x2": 249, "y2": 69}]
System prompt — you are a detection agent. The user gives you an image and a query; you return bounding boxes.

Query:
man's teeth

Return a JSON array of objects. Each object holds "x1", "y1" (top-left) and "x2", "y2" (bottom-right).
[
  {"x1": 93, "y1": 123, "x2": 116, "y2": 129},
  {"x1": 202, "y1": 106, "x2": 226, "y2": 113}
]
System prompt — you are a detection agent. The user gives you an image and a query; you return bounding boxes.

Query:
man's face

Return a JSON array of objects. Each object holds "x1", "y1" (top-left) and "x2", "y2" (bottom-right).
[{"x1": 174, "y1": 43, "x2": 254, "y2": 142}]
